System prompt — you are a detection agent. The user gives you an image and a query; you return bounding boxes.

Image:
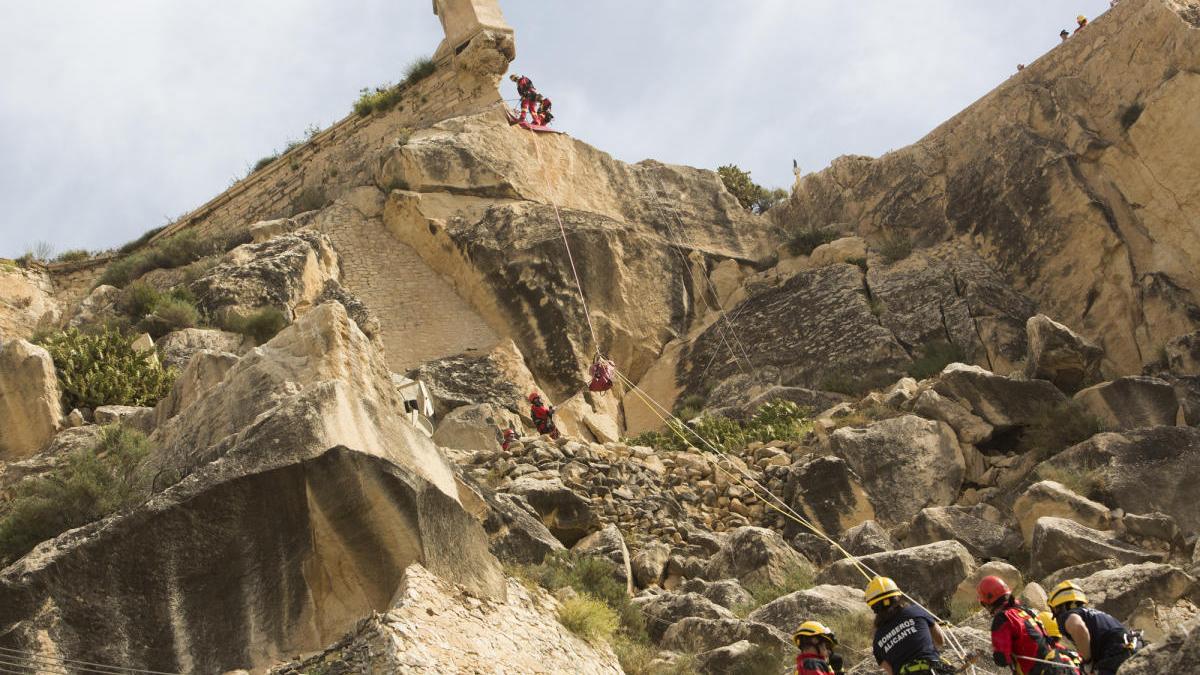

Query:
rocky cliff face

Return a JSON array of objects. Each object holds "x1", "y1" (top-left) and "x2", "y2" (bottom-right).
[
  {"x1": 773, "y1": 0, "x2": 1200, "y2": 376},
  {"x1": 2, "y1": 1, "x2": 1199, "y2": 673}
]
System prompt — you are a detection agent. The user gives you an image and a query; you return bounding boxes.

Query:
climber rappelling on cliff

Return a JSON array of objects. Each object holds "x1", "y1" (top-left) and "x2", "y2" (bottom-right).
[{"x1": 506, "y1": 73, "x2": 560, "y2": 133}]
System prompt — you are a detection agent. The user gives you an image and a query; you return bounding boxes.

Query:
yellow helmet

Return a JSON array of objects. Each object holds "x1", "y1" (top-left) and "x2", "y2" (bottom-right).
[
  {"x1": 792, "y1": 620, "x2": 839, "y2": 648},
  {"x1": 1037, "y1": 611, "x2": 1062, "y2": 639},
  {"x1": 1048, "y1": 580, "x2": 1088, "y2": 609},
  {"x1": 864, "y1": 576, "x2": 903, "y2": 607},
  {"x1": 1077, "y1": 15, "x2": 1087, "y2": 23}
]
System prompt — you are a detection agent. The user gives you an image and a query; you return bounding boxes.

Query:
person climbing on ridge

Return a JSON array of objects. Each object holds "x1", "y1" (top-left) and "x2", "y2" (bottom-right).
[
  {"x1": 979, "y1": 576, "x2": 1081, "y2": 675},
  {"x1": 588, "y1": 355, "x2": 614, "y2": 392},
  {"x1": 509, "y1": 73, "x2": 538, "y2": 122},
  {"x1": 535, "y1": 96, "x2": 554, "y2": 127},
  {"x1": 865, "y1": 576, "x2": 954, "y2": 675},
  {"x1": 528, "y1": 391, "x2": 560, "y2": 439},
  {"x1": 497, "y1": 424, "x2": 519, "y2": 451},
  {"x1": 1047, "y1": 581, "x2": 1141, "y2": 675},
  {"x1": 1037, "y1": 611, "x2": 1083, "y2": 670},
  {"x1": 792, "y1": 621, "x2": 840, "y2": 675},
  {"x1": 1060, "y1": 29, "x2": 1071, "y2": 42},
  {"x1": 1074, "y1": 15, "x2": 1089, "y2": 34}
]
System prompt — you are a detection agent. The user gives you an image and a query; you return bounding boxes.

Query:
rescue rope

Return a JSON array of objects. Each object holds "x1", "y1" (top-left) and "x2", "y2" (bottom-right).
[
  {"x1": 611, "y1": 368, "x2": 982, "y2": 672},
  {"x1": 512, "y1": 117, "x2": 983, "y2": 672},
  {"x1": 0, "y1": 646, "x2": 182, "y2": 675},
  {"x1": 529, "y1": 131, "x2": 602, "y2": 355}
]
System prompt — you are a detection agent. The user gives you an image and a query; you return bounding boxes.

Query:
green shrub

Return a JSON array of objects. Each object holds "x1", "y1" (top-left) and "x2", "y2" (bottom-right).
[
  {"x1": 219, "y1": 307, "x2": 289, "y2": 345},
  {"x1": 877, "y1": 231, "x2": 913, "y2": 263},
  {"x1": 354, "y1": 62, "x2": 434, "y2": 117},
  {"x1": 0, "y1": 425, "x2": 151, "y2": 566},
  {"x1": 36, "y1": 329, "x2": 177, "y2": 409},
  {"x1": 718, "y1": 164, "x2": 774, "y2": 213},
  {"x1": 818, "y1": 369, "x2": 898, "y2": 396},
  {"x1": 138, "y1": 295, "x2": 200, "y2": 338},
  {"x1": 673, "y1": 394, "x2": 707, "y2": 421},
  {"x1": 99, "y1": 230, "x2": 218, "y2": 288},
  {"x1": 823, "y1": 611, "x2": 875, "y2": 654},
  {"x1": 907, "y1": 340, "x2": 964, "y2": 380},
  {"x1": 744, "y1": 562, "x2": 815, "y2": 607},
  {"x1": 116, "y1": 280, "x2": 163, "y2": 320},
  {"x1": 251, "y1": 154, "x2": 278, "y2": 173},
  {"x1": 404, "y1": 56, "x2": 437, "y2": 84},
  {"x1": 1120, "y1": 102, "x2": 1144, "y2": 130},
  {"x1": 291, "y1": 186, "x2": 329, "y2": 215},
  {"x1": 786, "y1": 227, "x2": 839, "y2": 256},
  {"x1": 559, "y1": 595, "x2": 619, "y2": 644},
  {"x1": 54, "y1": 249, "x2": 93, "y2": 264},
  {"x1": 1035, "y1": 464, "x2": 1108, "y2": 501},
  {"x1": 116, "y1": 226, "x2": 167, "y2": 255},
  {"x1": 628, "y1": 399, "x2": 812, "y2": 454}
]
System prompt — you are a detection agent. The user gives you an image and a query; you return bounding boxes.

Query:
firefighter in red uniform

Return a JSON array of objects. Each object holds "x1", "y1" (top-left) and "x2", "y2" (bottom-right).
[
  {"x1": 792, "y1": 621, "x2": 840, "y2": 675},
  {"x1": 528, "y1": 391, "x2": 560, "y2": 439},
  {"x1": 536, "y1": 97, "x2": 554, "y2": 126},
  {"x1": 979, "y1": 576, "x2": 1080, "y2": 675},
  {"x1": 509, "y1": 74, "x2": 538, "y2": 122}
]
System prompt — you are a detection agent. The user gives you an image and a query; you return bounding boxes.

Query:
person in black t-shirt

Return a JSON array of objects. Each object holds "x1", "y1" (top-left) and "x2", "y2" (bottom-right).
[
  {"x1": 865, "y1": 576, "x2": 950, "y2": 675},
  {"x1": 1048, "y1": 581, "x2": 1140, "y2": 675}
]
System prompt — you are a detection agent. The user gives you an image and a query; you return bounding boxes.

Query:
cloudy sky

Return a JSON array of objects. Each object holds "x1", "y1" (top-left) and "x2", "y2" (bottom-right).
[{"x1": 0, "y1": 1, "x2": 1114, "y2": 258}]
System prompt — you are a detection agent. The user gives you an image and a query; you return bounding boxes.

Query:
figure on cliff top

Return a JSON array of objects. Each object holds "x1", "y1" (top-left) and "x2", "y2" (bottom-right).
[
  {"x1": 1060, "y1": 29, "x2": 1071, "y2": 42},
  {"x1": 1074, "y1": 15, "x2": 1088, "y2": 34},
  {"x1": 534, "y1": 96, "x2": 554, "y2": 127},
  {"x1": 510, "y1": 73, "x2": 539, "y2": 122}
]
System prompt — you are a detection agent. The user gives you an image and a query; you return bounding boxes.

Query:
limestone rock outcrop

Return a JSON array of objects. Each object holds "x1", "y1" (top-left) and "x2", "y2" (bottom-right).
[
  {"x1": 705, "y1": 526, "x2": 812, "y2": 588},
  {"x1": 1024, "y1": 314, "x2": 1104, "y2": 393},
  {"x1": 933, "y1": 364, "x2": 1067, "y2": 430},
  {"x1": 190, "y1": 230, "x2": 340, "y2": 324},
  {"x1": 783, "y1": 456, "x2": 875, "y2": 538},
  {"x1": 1030, "y1": 517, "x2": 1163, "y2": 578},
  {"x1": 0, "y1": 264, "x2": 60, "y2": 341},
  {"x1": 1013, "y1": 481, "x2": 1113, "y2": 546},
  {"x1": 906, "y1": 504, "x2": 1022, "y2": 561},
  {"x1": 0, "y1": 339, "x2": 63, "y2": 460},
  {"x1": 1039, "y1": 427, "x2": 1200, "y2": 535},
  {"x1": 0, "y1": 302, "x2": 504, "y2": 673},
  {"x1": 156, "y1": 327, "x2": 251, "y2": 370},
  {"x1": 272, "y1": 564, "x2": 621, "y2": 675},
  {"x1": 773, "y1": 0, "x2": 1200, "y2": 376},
  {"x1": 830, "y1": 415, "x2": 964, "y2": 525},
  {"x1": 747, "y1": 585, "x2": 869, "y2": 636},
  {"x1": 1073, "y1": 376, "x2": 1183, "y2": 430},
  {"x1": 816, "y1": 541, "x2": 976, "y2": 615}
]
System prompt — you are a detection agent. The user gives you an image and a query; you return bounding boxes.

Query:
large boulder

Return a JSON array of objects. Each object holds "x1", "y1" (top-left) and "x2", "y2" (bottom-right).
[
  {"x1": 909, "y1": 388, "x2": 993, "y2": 444},
  {"x1": 631, "y1": 542, "x2": 673, "y2": 589},
  {"x1": 679, "y1": 578, "x2": 755, "y2": 612},
  {"x1": 0, "y1": 302, "x2": 506, "y2": 673},
  {"x1": 838, "y1": 520, "x2": 896, "y2": 556},
  {"x1": 480, "y1": 489, "x2": 565, "y2": 565},
  {"x1": 747, "y1": 584, "x2": 869, "y2": 635},
  {"x1": 190, "y1": 230, "x2": 339, "y2": 324},
  {"x1": 1039, "y1": 427, "x2": 1200, "y2": 535},
  {"x1": 0, "y1": 339, "x2": 63, "y2": 460},
  {"x1": 815, "y1": 541, "x2": 976, "y2": 615},
  {"x1": 270, "y1": 564, "x2": 622, "y2": 675},
  {"x1": 1068, "y1": 562, "x2": 1197, "y2": 622},
  {"x1": 407, "y1": 339, "x2": 535, "y2": 419},
  {"x1": 65, "y1": 284, "x2": 120, "y2": 329},
  {"x1": 1030, "y1": 517, "x2": 1163, "y2": 579},
  {"x1": 906, "y1": 504, "x2": 1022, "y2": 560},
  {"x1": 953, "y1": 561, "x2": 1024, "y2": 612},
  {"x1": 572, "y1": 524, "x2": 634, "y2": 597},
  {"x1": 1166, "y1": 332, "x2": 1200, "y2": 376},
  {"x1": 660, "y1": 617, "x2": 791, "y2": 654},
  {"x1": 705, "y1": 526, "x2": 813, "y2": 589},
  {"x1": 1073, "y1": 376, "x2": 1183, "y2": 430},
  {"x1": 783, "y1": 456, "x2": 875, "y2": 538},
  {"x1": 152, "y1": 349, "x2": 241, "y2": 427},
  {"x1": 1024, "y1": 314, "x2": 1104, "y2": 393},
  {"x1": 1012, "y1": 480, "x2": 1113, "y2": 547},
  {"x1": 694, "y1": 640, "x2": 783, "y2": 675},
  {"x1": 432, "y1": 403, "x2": 523, "y2": 452},
  {"x1": 505, "y1": 477, "x2": 598, "y2": 547},
  {"x1": 156, "y1": 328, "x2": 251, "y2": 371},
  {"x1": 640, "y1": 592, "x2": 737, "y2": 642},
  {"x1": 830, "y1": 415, "x2": 964, "y2": 525},
  {"x1": 933, "y1": 363, "x2": 1067, "y2": 429}
]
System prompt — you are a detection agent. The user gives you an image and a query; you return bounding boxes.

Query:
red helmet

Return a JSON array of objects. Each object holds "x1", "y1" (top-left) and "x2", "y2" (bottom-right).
[
  {"x1": 528, "y1": 391, "x2": 542, "y2": 403},
  {"x1": 977, "y1": 576, "x2": 1012, "y2": 606}
]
